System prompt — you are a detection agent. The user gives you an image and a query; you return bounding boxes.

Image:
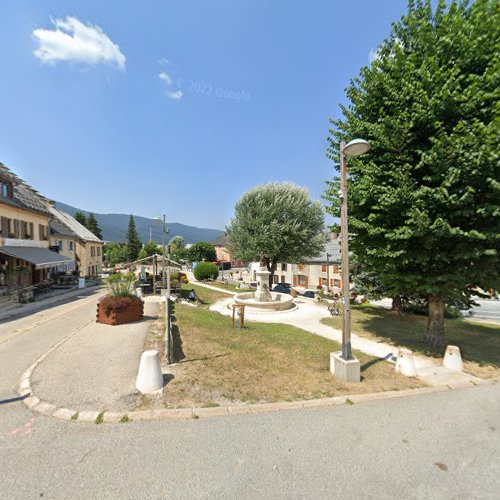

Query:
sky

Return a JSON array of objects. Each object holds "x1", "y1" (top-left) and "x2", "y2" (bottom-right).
[{"x1": 0, "y1": 0, "x2": 409, "y2": 230}]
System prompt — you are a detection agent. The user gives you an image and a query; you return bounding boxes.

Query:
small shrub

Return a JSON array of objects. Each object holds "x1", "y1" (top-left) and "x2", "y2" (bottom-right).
[
  {"x1": 194, "y1": 262, "x2": 219, "y2": 281},
  {"x1": 106, "y1": 272, "x2": 136, "y2": 297},
  {"x1": 99, "y1": 296, "x2": 142, "y2": 317}
]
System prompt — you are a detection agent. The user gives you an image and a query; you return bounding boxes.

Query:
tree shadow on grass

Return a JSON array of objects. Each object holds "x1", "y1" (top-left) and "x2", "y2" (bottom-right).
[{"x1": 355, "y1": 306, "x2": 500, "y2": 370}]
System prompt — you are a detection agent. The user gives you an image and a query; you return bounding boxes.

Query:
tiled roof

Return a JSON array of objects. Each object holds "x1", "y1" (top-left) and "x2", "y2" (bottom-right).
[
  {"x1": 212, "y1": 233, "x2": 228, "y2": 246},
  {"x1": 49, "y1": 218, "x2": 76, "y2": 238},
  {"x1": 0, "y1": 163, "x2": 52, "y2": 216},
  {"x1": 49, "y1": 206, "x2": 102, "y2": 243},
  {"x1": 303, "y1": 234, "x2": 341, "y2": 263}
]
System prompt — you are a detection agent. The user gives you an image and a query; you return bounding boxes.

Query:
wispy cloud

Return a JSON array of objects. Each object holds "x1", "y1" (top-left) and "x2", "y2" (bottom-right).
[
  {"x1": 166, "y1": 90, "x2": 183, "y2": 100},
  {"x1": 158, "y1": 71, "x2": 172, "y2": 85},
  {"x1": 158, "y1": 70, "x2": 182, "y2": 100},
  {"x1": 33, "y1": 17, "x2": 126, "y2": 70}
]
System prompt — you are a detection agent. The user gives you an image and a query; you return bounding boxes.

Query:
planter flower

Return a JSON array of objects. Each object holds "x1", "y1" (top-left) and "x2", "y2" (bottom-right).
[{"x1": 96, "y1": 273, "x2": 144, "y2": 326}]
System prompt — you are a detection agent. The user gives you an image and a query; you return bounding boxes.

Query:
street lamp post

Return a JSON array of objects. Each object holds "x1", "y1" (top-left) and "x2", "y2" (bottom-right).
[
  {"x1": 333, "y1": 138, "x2": 370, "y2": 381},
  {"x1": 155, "y1": 215, "x2": 172, "y2": 364},
  {"x1": 326, "y1": 252, "x2": 331, "y2": 294}
]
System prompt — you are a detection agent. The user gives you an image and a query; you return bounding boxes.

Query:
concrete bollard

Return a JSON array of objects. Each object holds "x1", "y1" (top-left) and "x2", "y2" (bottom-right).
[
  {"x1": 395, "y1": 348, "x2": 417, "y2": 377},
  {"x1": 443, "y1": 345, "x2": 463, "y2": 372},
  {"x1": 136, "y1": 287, "x2": 143, "y2": 299},
  {"x1": 136, "y1": 350, "x2": 164, "y2": 394}
]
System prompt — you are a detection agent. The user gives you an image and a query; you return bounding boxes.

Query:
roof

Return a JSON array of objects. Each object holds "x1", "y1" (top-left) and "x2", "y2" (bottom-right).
[
  {"x1": 211, "y1": 233, "x2": 228, "y2": 246},
  {"x1": 303, "y1": 234, "x2": 341, "y2": 264},
  {"x1": 0, "y1": 246, "x2": 73, "y2": 270},
  {"x1": 0, "y1": 163, "x2": 52, "y2": 216},
  {"x1": 49, "y1": 218, "x2": 76, "y2": 238},
  {"x1": 48, "y1": 206, "x2": 102, "y2": 243}
]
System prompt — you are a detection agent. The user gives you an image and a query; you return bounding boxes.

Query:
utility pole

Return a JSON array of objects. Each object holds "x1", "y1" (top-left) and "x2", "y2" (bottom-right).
[{"x1": 326, "y1": 253, "x2": 331, "y2": 294}]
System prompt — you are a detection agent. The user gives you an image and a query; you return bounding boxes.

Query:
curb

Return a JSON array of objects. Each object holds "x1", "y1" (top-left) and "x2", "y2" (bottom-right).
[{"x1": 19, "y1": 337, "x2": 498, "y2": 423}]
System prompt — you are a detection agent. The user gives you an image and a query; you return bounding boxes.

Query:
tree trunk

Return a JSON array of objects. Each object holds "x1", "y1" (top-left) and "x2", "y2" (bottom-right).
[
  {"x1": 426, "y1": 295, "x2": 445, "y2": 347},
  {"x1": 267, "y1": 260, "x2": 277, "y2": 288},
  {"x1": 391, "y1": 296, "x2": 403, "y2": 314}
]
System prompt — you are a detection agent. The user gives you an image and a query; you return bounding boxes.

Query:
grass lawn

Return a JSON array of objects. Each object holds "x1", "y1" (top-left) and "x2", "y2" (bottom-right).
[
  {"x1": 138, "y1": 296, "x2": 425, "y2": 410},
  {"x1": 180, "y1": 282, "x2": 230, "y2": 306},
  {"x1": 321, "y1": 305, "x2": 500, "y2": 379},
  {"x1": 195, "y1": 280, "x2": 255, "y2": 293}
]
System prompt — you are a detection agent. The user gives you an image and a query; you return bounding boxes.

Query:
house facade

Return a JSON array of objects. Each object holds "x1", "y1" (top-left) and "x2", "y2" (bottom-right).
[
  {"x1": 48, "y1": 206, "x2": 103, "y2": 277},
  {"x1": 249, "y1": 233, "x2": 343, "y2": 292},
  {"x1": 0, "y1": 164, "x2": 73, "y2": 296},
  {"x1": 212, "y1": 233, "x2": 246, "y2": 267}
]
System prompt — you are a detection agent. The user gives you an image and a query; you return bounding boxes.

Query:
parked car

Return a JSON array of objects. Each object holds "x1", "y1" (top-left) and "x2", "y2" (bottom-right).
[
  {"x1": 273, "y1": 283, "x2": 292, "y2": 294},
  {"x1": 302, "y1": 290, "x2": 316, "y2": 299}
]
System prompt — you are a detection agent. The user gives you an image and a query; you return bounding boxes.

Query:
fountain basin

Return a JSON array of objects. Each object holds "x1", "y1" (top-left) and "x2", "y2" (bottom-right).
[{"x1": 234, "y1": 291, "x2": 294, "y2": 311}]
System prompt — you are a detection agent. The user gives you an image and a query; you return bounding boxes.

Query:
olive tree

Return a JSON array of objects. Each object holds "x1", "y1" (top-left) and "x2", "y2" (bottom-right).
[{"x1": 228, "y1": 182, "x2": 326, "y2": 285}]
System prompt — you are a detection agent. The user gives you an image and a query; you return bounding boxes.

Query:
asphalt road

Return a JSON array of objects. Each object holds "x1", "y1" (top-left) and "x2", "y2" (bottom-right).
[{"x1": 1, "y1": 296, "x2": 499, "y2": 499}]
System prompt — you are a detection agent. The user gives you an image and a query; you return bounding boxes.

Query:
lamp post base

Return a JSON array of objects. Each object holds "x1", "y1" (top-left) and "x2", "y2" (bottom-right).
[{"x1": 331, "y1": 351, "x2": 361, "y2": 382}]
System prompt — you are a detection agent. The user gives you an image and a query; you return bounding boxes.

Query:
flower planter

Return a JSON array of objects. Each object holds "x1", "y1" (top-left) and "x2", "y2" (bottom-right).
[{"x1": 96, "y1": 299, "x2": 144, "y2": 326}]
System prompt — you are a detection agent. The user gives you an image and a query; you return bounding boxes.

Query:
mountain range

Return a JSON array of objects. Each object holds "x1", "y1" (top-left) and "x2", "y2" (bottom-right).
[{"x1": 55, "y1": 202, "x2": 224, "y2": 245}]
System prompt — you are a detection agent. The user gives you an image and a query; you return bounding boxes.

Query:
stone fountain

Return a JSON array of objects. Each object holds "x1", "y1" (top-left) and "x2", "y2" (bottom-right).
[{"x1": 234, "y1": 266, "x2": 294, "y2": 311}]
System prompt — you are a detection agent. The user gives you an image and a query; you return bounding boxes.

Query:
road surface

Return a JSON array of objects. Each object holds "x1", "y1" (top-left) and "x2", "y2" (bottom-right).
[{"x1": 1, "y1": 295, "x2": 499, "y2": 499}]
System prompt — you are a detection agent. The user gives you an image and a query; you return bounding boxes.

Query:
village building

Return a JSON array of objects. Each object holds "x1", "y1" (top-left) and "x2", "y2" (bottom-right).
[
  {"x1": 48, "y1": 206, "x2": 103, "y2": 277},
  {"x1": 0, "y1": 163, "x2": 73, "y2": 299},
  {"x1": 212, "y1": 233, "x2": 246, "y2": 267},
  {"x1": 248, "y1": 233, "x2": 343, "y2": 293}
]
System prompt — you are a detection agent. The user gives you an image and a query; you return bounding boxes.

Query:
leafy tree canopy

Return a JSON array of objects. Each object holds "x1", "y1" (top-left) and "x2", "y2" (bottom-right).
[
  {"x1": 187, "y1": 241, "x2": 216, "y2": 263},
  {"x1": 324, "y1": 0, "x2": 500, "y2": 344},
  {"x1": 228, "y1": 182, "x2": 326, "y2": 283},
  {"x1": 138, "y1": 239, "x2": 160, "y2": 260}
]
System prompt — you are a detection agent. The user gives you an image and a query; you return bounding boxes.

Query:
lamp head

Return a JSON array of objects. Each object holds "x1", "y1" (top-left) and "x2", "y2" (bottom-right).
[{"x1": 343, "y1": 139, "x2": 370, "y2": 157}]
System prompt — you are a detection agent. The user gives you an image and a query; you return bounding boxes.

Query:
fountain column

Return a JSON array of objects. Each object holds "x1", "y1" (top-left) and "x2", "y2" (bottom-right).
[{"x1": 254, "y1": 267, "x2": 272, "y2": 302}]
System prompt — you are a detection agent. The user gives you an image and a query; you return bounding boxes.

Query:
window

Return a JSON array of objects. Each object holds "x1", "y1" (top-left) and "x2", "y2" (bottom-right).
[
  {"x1": 68, "y1": 241, "x2": 74, "y2": 251},
  {"x1": 320, "y1": 277, "x2": 328, "y2": 286},
  {"x1": 321, "y1": 264, "x2": 327, "y2": 273},
  {"x1": 91, "y1": 247, "x2": 95, "y2": 257},
  {"x1": 281, "y1": 263, "x2": 287, "y2": 271},
  {"x1": 332, "y1": 265, "x2": 339, "y2": 274},
  {"x1": 333, "y1": 279, "x2": 340, "y2": 287},
  {"x1": 297, "y1": 275, "x2": 307, "y2": 286},
  {"x1": 0, "y1": 180, "x2": 13, "y2": 198},
  {"x1": 58, "y1": 240, "x2": 63, "y2": 251},
  {"x1": 280, "y1": 275, "x2": 285, "y2": 283},
  {"x1": 273, "y1": 275, "x2": 279, "y2": 284},
  {"x1": 97, "y1": 247, "x2": 101, "y2": 256}
]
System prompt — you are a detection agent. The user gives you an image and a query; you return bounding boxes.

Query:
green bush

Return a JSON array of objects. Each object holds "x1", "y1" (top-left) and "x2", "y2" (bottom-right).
[
  {"x1": 106, "y1": 272, "x2": 136, "y2": 297},
  {"x1": 194, "y1": 262, "x2": 219, "y2": 281}
]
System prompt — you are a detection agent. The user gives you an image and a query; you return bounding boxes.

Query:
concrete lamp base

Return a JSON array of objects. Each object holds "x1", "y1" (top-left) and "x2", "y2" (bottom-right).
[{"x1": 331, "y1": 352, "x2": 361, "y2": 382}]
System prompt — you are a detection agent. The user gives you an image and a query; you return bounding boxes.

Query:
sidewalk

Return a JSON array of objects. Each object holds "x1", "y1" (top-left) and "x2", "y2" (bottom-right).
[
  {"x1": 0, "y1": 285, "x2": 103, "y2": 323},
  {"x1": 209, "y1": 297, "x2": 480, "y2": 388},
  {"x1": 30, "y1": 296, "x2": 161, "y2": 412}
]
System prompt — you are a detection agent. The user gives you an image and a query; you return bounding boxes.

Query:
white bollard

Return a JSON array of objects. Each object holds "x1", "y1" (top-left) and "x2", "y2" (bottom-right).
[
  {"x1": 136, "y1": 350, "x2": 164, "y2": 394},
  {"x1": 395, "y1": 348, "x2": 417, "y2": 377},
  {"x1": 136, "y1": 287, "x2": 143, "y2": 299},
  {"x1": 78, "y1": 277, "x2": 85, "y2": 289},
  {"x1": 443, "y1": 345, "x2": 463, "y2": 372}
]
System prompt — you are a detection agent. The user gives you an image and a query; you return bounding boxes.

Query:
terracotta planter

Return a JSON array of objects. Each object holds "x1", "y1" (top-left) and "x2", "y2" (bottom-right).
[{"x1": 96, "y1": 300, "x2": 144, "y2": 326}]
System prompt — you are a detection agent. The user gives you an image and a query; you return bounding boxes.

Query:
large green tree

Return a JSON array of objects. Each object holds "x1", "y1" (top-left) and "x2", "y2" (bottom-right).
[
  {"x1": 169, "y1": 236, "x2": 186, "y2": 263},
  {"x1": 85, "y1": 213, "x2": 102, "y2": 240},
  {"x1": 228, "y1": 182, "x2": 326, "y2": 285},
  {"x1": 324, "y1": 0, "x2": 500, "y2": 345},
  {"x1": 126, "y1": 215, "x2": 142, "y2": 262},
  {"x1": 74, "y1": 211, "x2": 87, "y2": 226},
  {"x1": 138, "y1": 239, "x2": 160, "y2": 260},
  {"x1": 187, "y1": 241, "x2": 216, "y2": 263}
]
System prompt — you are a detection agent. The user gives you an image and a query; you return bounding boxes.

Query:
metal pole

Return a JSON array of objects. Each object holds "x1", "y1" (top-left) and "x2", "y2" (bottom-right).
[
  {"x1": 162, "y1": 215, "x2": 166, "y2": 292},
  {"x1": 153, "y1": 255, "x2": 156, "y2": 295},
  {"x1": 340, "y1": 141, "x2": 352, "y2": 360},
  {"x1": 166, "y1": 220, "x2": 171, "y2": 365}
]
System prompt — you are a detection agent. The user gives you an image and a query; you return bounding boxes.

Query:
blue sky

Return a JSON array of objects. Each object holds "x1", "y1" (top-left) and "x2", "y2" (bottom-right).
[{"x1": 0, "y1": 1, "x2": 408, "y2": 230}]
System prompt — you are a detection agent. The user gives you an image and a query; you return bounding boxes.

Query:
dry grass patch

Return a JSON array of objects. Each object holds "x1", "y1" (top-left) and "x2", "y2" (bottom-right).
[
  {"x1": 138, "y1": 303, "x2": 424, "y2": 410},
  {"x1": 322, "y1": 305, "x2": 500, "y2": 379}
]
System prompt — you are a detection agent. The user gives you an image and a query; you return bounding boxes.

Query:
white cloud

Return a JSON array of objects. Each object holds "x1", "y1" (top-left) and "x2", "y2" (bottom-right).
[
  {"x1": 158, "y1": 71, "x2": 182, "y2": 100},
  {"x1": 33, "y1": 17, "x2": 126, "y2": 70},
  {"x1": 166, "y1": 90, "x2": 183, "y2": 100},
  {"x1": 158, "y1": 71, "x2": 172, "y2": 85},
  {"x1": 158, "y1": 57, "x2": 170, "y2": 66}
]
